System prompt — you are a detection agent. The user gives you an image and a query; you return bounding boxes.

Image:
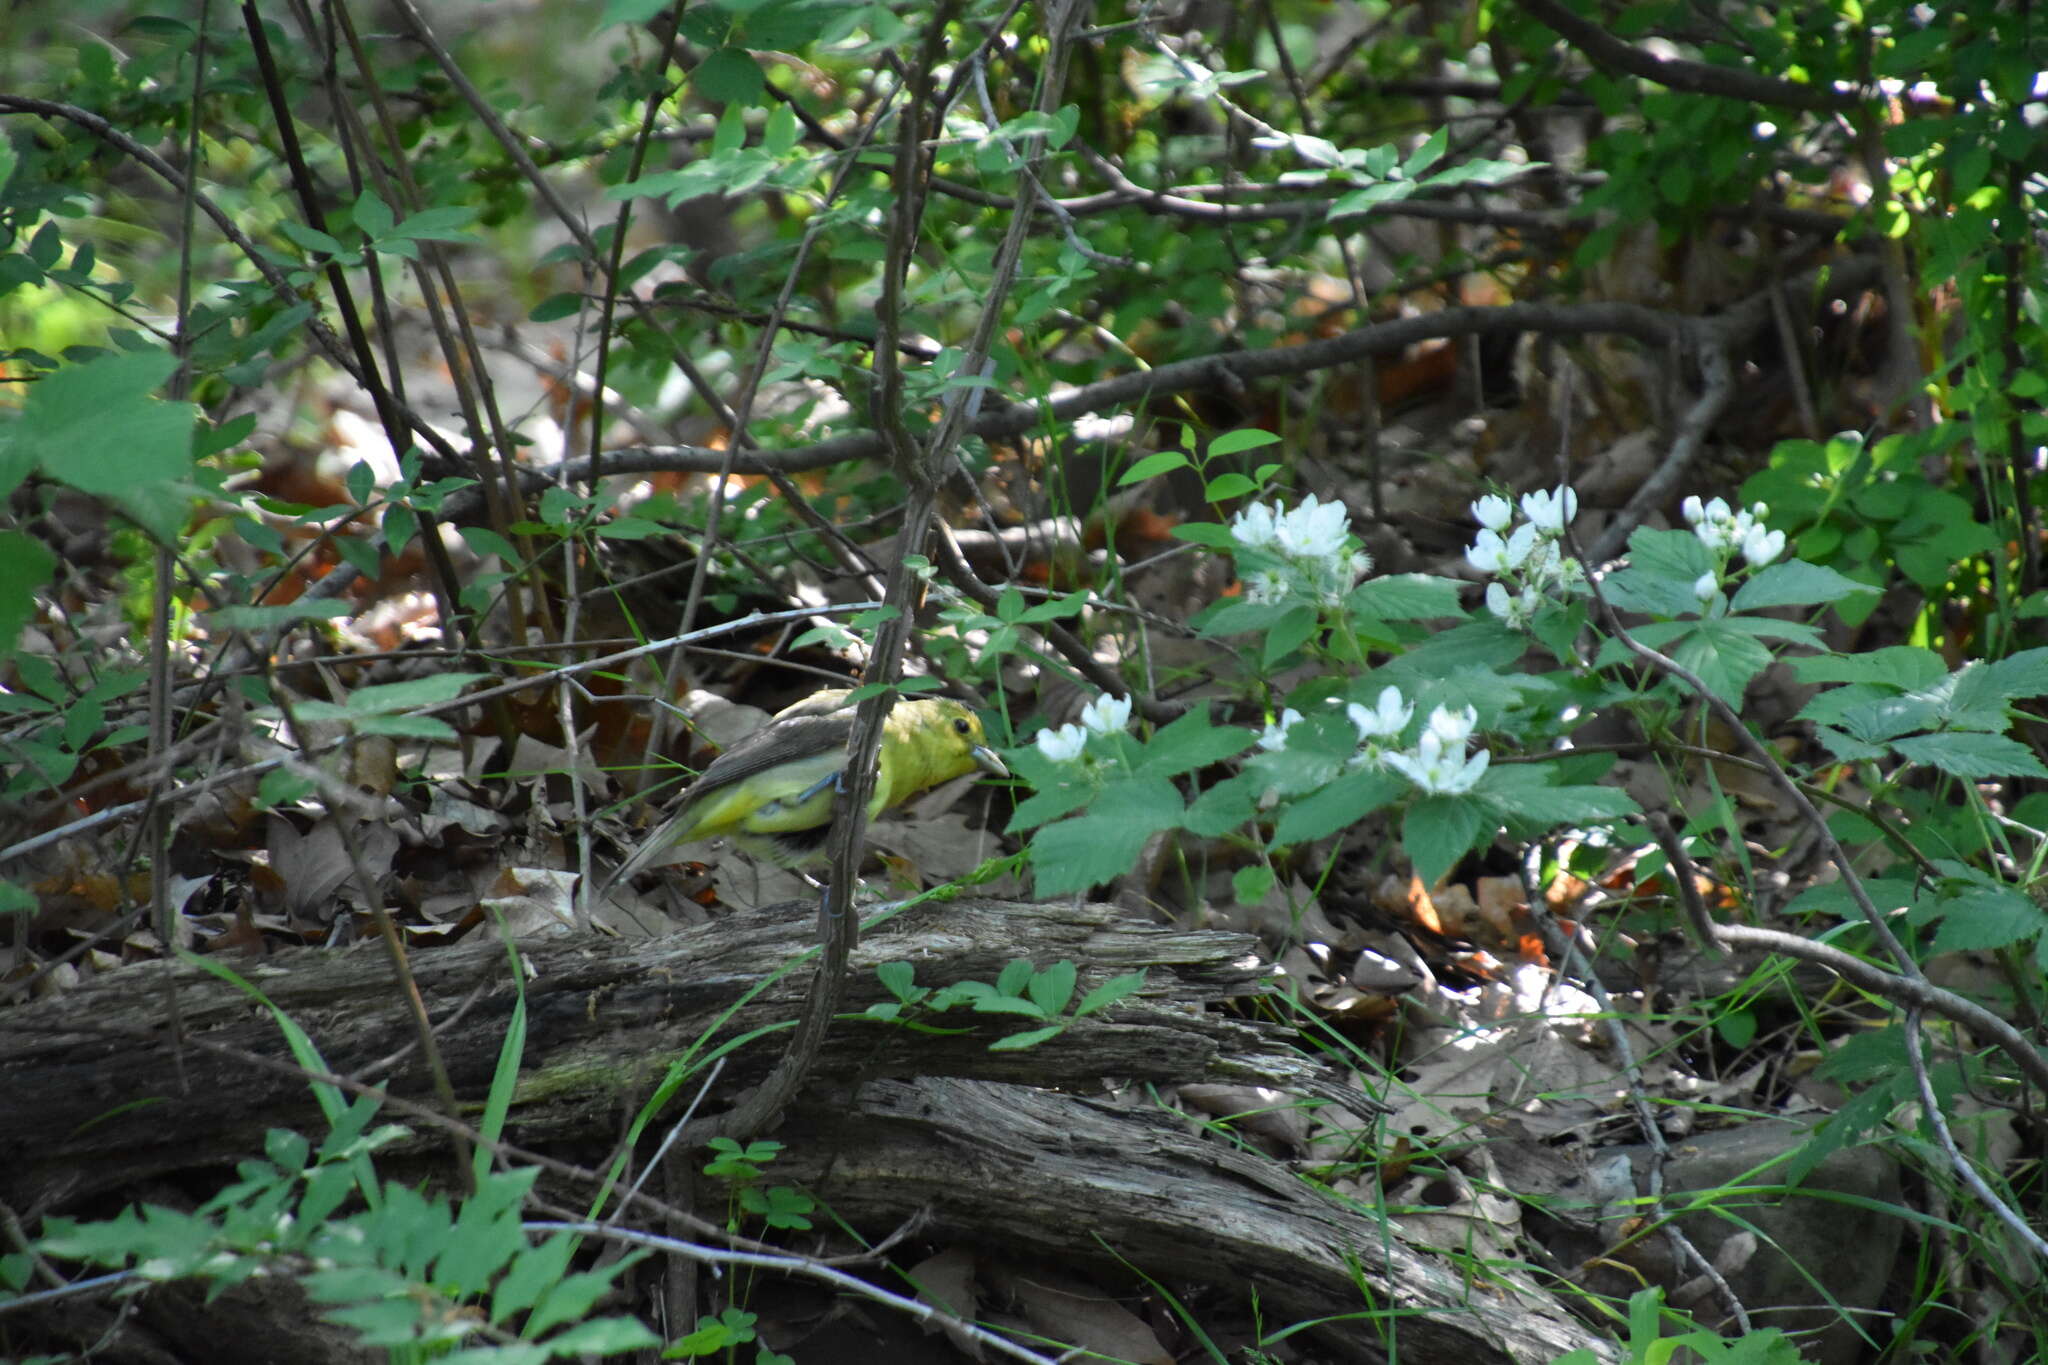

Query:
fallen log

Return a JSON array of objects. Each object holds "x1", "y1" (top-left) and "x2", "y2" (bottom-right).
[{"x1": 0, "y1": 898, "x2": 1614, "y2": 1363}]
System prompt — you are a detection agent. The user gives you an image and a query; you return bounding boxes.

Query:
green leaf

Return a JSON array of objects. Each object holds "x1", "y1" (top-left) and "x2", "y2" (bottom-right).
[
  {"x1": 1344, "y1": 573, "x2": 1466, "y2": 621},
  {"x1": 1027, "y1": 960, "x2": 1076, "y2": 1014},
  {"x1": 1402, "y1": 794, "x2": 1489, "y2": 886},
  {"x1": 1376, "y1": 619, "x2": 1524, "y2": 686},
  {"x1": 1073, "y1": 968, "x2": 1147, "y2": 1016},
  {"x1": 1922, "y1": 886, "x2": 2048, "y2": 954},
  {"x1": 1194, "y1": 597, "x2": 1289, "y2": 636},
  {"x1": 1270, "y1": 768, "x2": 1404, "y2": 846},
  {"x1": 345, "y1": 673, "x2": 488, "y2": 714},
  {"x1": 694, "y1": 46, "x2": 765, "y2": 104},
  {"x1": 1208, "y1": 428, "x2": 1280, "y2": 456},
  {"x1": 1030, "y1": 776, "x2": 1183, "y2": 895},
  {"x1": 387, "y1": 206, "x2": 479, "y2": 244},
  {"x1": 16, "y1": 350, "x2": 197, "y2": 540},
  {"x1": 989, "y1": 1025, "x2": 1065, "y2": 1051},
  {"x1": 1117, "y1": 450, "x2": 1190, "y2": 486},
  {"x1": 1263, "y1": 603, "x2": 1319, "y2": 666},
  {"x1": 876, "y1": 960, "x2": 916, "y2": 1001},
  {"x1": 1232, "y1": 863, "x2": 1275, "y2": 904},
  {"x1": 1133, "y1": 708, "x2": 1256, "y2": 778},
  {"x1": 0, "y1": 531, "x2": 56, "y2": 657},
  {"x1": 1954, "y1": 647, "x2": 2048, "y2": 708},
  {"x1": 1476, "y1": 765, "x2": 1640, "y2": 825},
  {"x1": 1666, "y1": 619, "x2": 1775, "y2": 707},
  {"x1": 205, "y1": 600, "x2": 351, "y2": 630},
  {"x1": 529, "y1": 291, "x2": 582, "y2": 322},
  {"x1": 1730, "y1": 560, "x2": 1878, "y2": 610},
  {"x1": 1791, "y1": 645, "x2": 1947, "y2": 689},
  {"x1": 1329, "y1": 180, "x2": 1419, "y2": 217},
  {"x1": 1181, "y1": 774, "x2": 1257, "y2": 837},
  {"x1": 1605, "y1": 528, "x2": 1714, "y2": 615},
  {"x1": 352, "y1": 190, "x2": 394, "y2": 238},
  {"x1": 542, "y1": 1319, "x2": 661, "y2": 1353},
  {"x1": 1171, "y1": 522, "x2": 1237, "y2": 550},
  {"x1": 1399, "y1": 126, "x2": 1449, "y2": 179},
  {"x1": 351, "y1": 714, "x2": 458, "y2": 740},
  {"x1": 1892, "y1": 730, "x2": 2048, "y2": 780}
]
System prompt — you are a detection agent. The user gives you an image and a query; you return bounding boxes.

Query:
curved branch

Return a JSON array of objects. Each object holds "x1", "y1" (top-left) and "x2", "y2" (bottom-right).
[{"x1": 1516, "y1": 0, "x2": 1860, "y2": 113}]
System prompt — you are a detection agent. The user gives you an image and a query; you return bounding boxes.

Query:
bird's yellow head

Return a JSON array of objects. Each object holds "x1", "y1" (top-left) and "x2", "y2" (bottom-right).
[{"x1": 886, "y1": 697, "x2": 1009, "y2": 789}]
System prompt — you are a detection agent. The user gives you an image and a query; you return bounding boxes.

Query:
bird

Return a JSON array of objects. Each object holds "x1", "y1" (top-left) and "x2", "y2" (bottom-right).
[{"x1": 600, "y1": 689, "x2": 1008, "y2": 890}]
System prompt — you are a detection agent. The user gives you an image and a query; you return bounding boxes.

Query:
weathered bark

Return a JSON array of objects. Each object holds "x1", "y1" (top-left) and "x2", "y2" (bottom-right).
[
  {"x1": 776, "y1": 1077, "x2": 1613, "y2": 1365},
  {"x1": 0, "y1": 899, "x2": 1614, "y2": 1363}
]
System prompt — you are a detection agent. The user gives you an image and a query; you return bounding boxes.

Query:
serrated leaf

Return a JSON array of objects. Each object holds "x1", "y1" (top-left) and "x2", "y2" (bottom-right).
[
  {"x1": 1263, "y1": 602, "x2": 1319, "y2": 665},
  {"x1": 1730, "y1": 560, "x2": 1879, "y2": 610},
  {"x1": 1133, "y1": 709, "x2": 1256, "y2": 778},
  {"x1": 1892, "y1": 730, "x2": 2048, "y2": 779},
  {"x1": 1030, "y1": 775, "x2": 1182, "y2": 895},
  {"x1": 1925, "y1": 887, "x2": 2048, "y2": 954},
  {"x1": 1345, "y1": 573, "x2": 1467, "y2": 621},
  {"x1": 1953, "y1": 647, "x2": 2048, "y2": 708},
  {"x1": 1181, "y1": 774, "x2": 1257, "y2": 837},
  {"x1": 1402, "y1": 794, "x2": 1489, "y2": 887},
  {"x1": 1271, "y1": 768, "x2": 1404, "y2": 845}
]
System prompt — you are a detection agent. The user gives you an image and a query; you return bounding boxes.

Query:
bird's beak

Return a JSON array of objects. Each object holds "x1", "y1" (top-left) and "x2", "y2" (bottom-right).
[{"x1": 971, "y1": 745, "x2": 1008, "y2": 778}]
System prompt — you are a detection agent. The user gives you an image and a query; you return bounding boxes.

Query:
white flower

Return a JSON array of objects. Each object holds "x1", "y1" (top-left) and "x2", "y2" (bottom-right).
[
  {"x1": 1035, "y1": 723, "x2": 1087, "y2": 763},
  {"x1": 1701, "y1": 496, "x2": 1732, "y2": 524},
  {"x1": 1244, "y1": 568, "x2": 1290, "y2": 603},
  {"x1": 1503, "y1": 522, "x2": 1539, "y2": 571},
  {"x1": 1487, "y1": 581, "x2": 1545, "y2": 627},
  {"x1": 1519, "y1": 485, "x2": 1578, "y2": 533},
  {"x1": 1079, "y1": 692, "x2": 1132, "y2": 735},
  {"x1": 1273, "y1": 493, "x2": 1352, "y2": 561},
  {"x1": 1693, "y1": 570, "x2": 1719, "y2": 602},
  {"x1": 1347, "y1": 686, "x2": 1413, "y2": 741},
  {"x1": 1385, "y1": 727, "x2": 1492, "y2": 795},
  {"x1": 1472, "y1": 493, "x2": 1513, "y2": 532},
  {"x1": 1681, "y1": 495, "x2": 1705, "y2": 525},
  {"x1": 1258, "y1": 707, "x2": 1304, "y2": 752},
  {"x1": 1230, "y1": 501, "x2": 1281, "y2": 550},
  {"x1": 1741, "y1": 525, "x2": 1785, "y2": 567},
  {"x1": 1425, "y1": 704, "x2": 1478, "y2": 746},
  {"x1": 1467, "y1": 528, "x2": 1511, "y2": 574}
]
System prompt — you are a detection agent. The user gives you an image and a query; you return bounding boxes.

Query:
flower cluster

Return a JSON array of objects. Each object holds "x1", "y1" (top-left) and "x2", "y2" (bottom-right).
[
  {"x1": 1682, "y1": 496, "x2": 1784, "y2": 568},
  {"x1": 1035, "y1": 691, "x2": 1132, "y2": 764},
  {"x1": 1384, "y1": 703, "x2": 1490, "y2": 795},
  {"x1": 1465, "y1": 486, "x2": 1584, "y2": 628},
  {"x1": 1261, "y1": 687, "x2": 1489, "y2": 796},
  {"x1": 1229, "y1": 493, "x2": 1372, "y2": 605}
]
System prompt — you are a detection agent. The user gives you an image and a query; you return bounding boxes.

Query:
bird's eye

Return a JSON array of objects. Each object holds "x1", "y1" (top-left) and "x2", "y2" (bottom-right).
[{"x1": 953, "y1": 717, "x2": 971, "y2": 735}]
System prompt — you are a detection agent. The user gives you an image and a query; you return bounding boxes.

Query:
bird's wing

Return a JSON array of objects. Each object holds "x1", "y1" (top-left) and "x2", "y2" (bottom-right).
[{"x1": 670, "y1": 710, "x2": 857, "y2": 836}]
